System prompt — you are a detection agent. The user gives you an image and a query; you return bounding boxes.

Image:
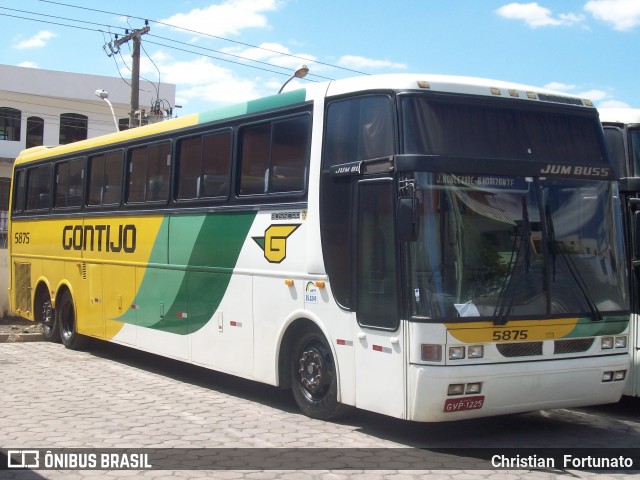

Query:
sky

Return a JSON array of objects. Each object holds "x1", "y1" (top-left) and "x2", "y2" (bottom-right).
[{"x1": 1, "y1": 0, "x2": 639, "y2": 117}]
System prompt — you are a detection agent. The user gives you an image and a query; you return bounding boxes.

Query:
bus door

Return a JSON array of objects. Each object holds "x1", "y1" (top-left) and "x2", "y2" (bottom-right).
[{"x1": 353, "y1": 178, "x2": 406, "y2": 418}]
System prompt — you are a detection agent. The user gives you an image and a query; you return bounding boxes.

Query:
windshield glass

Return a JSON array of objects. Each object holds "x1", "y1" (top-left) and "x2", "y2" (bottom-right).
[{"x1": 409, "y1": 173, "x2": 628, "y2": 320}]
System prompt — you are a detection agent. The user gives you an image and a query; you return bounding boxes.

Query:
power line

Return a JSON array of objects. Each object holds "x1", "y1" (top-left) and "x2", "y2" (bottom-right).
[
  {"x1": 0, "y1": 9, "x2": 330, "y2": 81},
  {"x1": 35, "y1": 0, "x2": 370, "y2": 76},
  {"x1": 2, "y1": 5, "x2": 126, "y2": 33}
]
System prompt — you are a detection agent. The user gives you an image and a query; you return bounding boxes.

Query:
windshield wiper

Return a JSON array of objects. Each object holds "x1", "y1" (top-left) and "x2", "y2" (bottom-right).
[
  {"x1": 545, "y1": 206, "x2": 602, "y2": 321},
  {"x1": 493, "y1": 197, "x2": 531, "y2": 326}
]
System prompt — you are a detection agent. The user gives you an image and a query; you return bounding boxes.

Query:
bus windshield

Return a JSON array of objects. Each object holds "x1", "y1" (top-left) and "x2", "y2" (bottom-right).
[{"x1": 409, "y1": 173, "x2": 628, "y2": 320}]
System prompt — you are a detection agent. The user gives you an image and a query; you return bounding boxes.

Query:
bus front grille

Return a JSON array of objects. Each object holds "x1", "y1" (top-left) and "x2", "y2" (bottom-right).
[
  {"x1": 496, "y1": 342, "x2": 543, "y2": 357},
  {"x1": 554, "y1": 338, "x2": 594, "y2": 354}
]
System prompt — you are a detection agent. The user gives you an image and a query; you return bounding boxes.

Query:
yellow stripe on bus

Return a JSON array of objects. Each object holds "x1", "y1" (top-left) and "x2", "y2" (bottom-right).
[
  {"x1": 446, "y1": 317, "x2": 579, "y2": 343},
  {"x1": 14, "y1": 115, "x2": 199, "y2": 164}
]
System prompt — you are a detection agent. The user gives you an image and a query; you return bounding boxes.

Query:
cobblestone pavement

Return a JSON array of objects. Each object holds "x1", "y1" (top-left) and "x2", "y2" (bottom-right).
[{"x1": 1, "y1": 342, "x2": 639, "y2": 479}]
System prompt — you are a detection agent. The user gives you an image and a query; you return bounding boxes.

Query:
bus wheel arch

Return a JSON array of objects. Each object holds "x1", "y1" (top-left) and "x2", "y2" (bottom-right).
[
  {"x1": 279, "y1": 318, "x2": 348, "y2": 420},
  {"x1": 56, "y1": 287, "x2": 87, "y2": 350},
  {"x1": 34, "y1": 281, "x2": 58, "y2": 342}
]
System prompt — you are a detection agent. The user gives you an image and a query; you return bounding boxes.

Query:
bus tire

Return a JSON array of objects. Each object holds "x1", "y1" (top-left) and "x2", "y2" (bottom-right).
[
  {"x1": 36, "y1": 288, "x2": 59, "y2": 343},
  {"x1": 290, "y1": 327, "x2": 347, "y2": 420},
  {"x1": 57, "y1": 290, "x2": 87, "y2": 350}
]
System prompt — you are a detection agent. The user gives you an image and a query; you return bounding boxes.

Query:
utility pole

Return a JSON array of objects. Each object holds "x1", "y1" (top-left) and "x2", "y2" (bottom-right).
[{"x1": 107, "y1": 24, "x2": 150, "y2": 128}]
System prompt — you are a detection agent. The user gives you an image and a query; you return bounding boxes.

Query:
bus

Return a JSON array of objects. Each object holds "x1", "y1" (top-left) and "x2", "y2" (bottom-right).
[
  {"x1": 600, "y1": 108, "x2": 640, "y2": 397},
  {"x1": 8, "y1": 74, "x2": 630, "y2": 422}
]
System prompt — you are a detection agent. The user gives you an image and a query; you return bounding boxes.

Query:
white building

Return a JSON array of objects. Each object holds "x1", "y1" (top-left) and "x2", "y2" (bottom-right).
[{"x1": 0, "y1": 64, "x2": 176, "y2": 216}]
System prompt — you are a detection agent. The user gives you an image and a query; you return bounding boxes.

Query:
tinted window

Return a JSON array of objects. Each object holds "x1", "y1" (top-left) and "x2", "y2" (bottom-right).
[
  {"x1": 12, "y1": 170, "x2": 26, "y2": 213},
  {"x1": 54, "y1": 158, "x2": 84, "y2": 209},
  {"x1": 239, "y1": 115, "x2": 310, "y2": 195},
  {"x1": 26, "y1": 165, "x2": 52, "y2": 211},
  {"x1": 127, "y1": 143, "x2": 171, "y2": 204},
  {"x1": 88, "y1": 151, "x2": 123, "y2": 206},
  {"x1": 324, "y1": 95, "x2": 394, "y2": 167},
  {"x1": 401, "y1": 96, "x2": 606, "y2": 164},
  {"x1": 177, "y1": 131, "x2": 231, "y2": 200},
  {"x1": 356, "y1": 180, "x2": 398, "y2": 329}
]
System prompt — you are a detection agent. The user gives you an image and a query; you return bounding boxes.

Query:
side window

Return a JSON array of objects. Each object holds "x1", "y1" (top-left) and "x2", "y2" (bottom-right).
[
  {"x1": 0, "y1": 107, "x2": 21, "y2": 142},
  {"x1": 26, "y1": 116, "x2": 44, "y2": 149},
  {"x1": 323, "y1": 95, "x2": 394, "y2": 167},
  {"x1": 88, "y1": 151, "x2": 123, "y2": 206},
  {"x1": 12, "y1": 170, "x2": 26, "y2": 213},
  {"x1": 239, "y1": 115, "x2": 310, "y2": 195},
  {"x1": 59, "y1": 113, "x2": 88, "y2": 145},
  {"x1": 240, "y1": 124, "x2": 270, "y2": 195},
  {"x1": 356, "y1": 180, "x2": 398, "y2": 329},
  {"x1": 177, "y1": 131, "x2": 231, "y2": 200},
  {"x1": 270, "y1": 117, "x2": 309, "y2": 193},
  {"x1": 54, "y1": 158, "x2": 84, "y2": 209},
  {"x1": 127, "y1": 142, "x2": 171, "y2": 204},
  {"x1": 26, "y1": 165, "x2": 52, "y2": 211}
]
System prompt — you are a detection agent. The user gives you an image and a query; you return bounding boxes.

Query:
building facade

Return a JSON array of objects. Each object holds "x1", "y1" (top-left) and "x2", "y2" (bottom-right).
[{"x1": 0, "y1": 64, "x2": 176, "y2": 235}]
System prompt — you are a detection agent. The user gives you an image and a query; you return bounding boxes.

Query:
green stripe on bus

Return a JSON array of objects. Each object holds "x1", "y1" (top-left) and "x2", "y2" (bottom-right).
[
  {"x1": 566, "y1": 315, "x2": 628, "y2": 337},
  {"x1": 197, "y1": 89, "x2": 307, "y2": 125},
  {"x1": 117, "y1": 211, "x2": 257, "y2": 334}
]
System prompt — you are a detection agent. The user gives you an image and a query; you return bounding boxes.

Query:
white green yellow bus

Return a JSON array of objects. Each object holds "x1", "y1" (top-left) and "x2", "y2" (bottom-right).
[
  {"x1": 600, "y1": 108, "x2": 640, "y2": 397},
  {"x1": 8, "y1": 74, "x2": 630, "y2": 422}
]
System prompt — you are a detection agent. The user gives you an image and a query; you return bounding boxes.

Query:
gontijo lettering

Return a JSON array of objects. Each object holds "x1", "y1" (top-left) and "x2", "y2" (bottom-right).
[{"x1": 62, "y1": 224, "x2": 136, "y2": 253}]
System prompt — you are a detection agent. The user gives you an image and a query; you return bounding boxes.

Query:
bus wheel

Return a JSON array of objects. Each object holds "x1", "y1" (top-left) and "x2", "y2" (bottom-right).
[
  {"x1": 57, "y1": 290, "x2": 86, "y2": 350},
  {"x1": 291, "y1": 328, "x2": 347, "y2": 420},
  {"x1": 36, "y1": 289, "x2": 59, "y2": 342}
]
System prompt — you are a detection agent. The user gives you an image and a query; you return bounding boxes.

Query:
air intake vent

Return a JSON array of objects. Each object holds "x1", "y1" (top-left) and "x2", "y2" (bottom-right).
[
  {"x1": 554, "y1": 338, "x2": 594, "y2": 354},
  {"x1": 81, "y1": 263, "x2": 87, "y2": 280},
  {"x1": 496, "y1": 342, "x2": 543, "y2": 357}
]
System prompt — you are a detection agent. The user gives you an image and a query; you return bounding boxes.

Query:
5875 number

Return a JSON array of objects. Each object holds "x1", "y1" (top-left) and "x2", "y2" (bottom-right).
[
  {"x1": 492, "y1": 329, "x2": 528, "y2": 341},
  {"x1": 14, "y1": 232, "x2": 30, "y2": 244}
]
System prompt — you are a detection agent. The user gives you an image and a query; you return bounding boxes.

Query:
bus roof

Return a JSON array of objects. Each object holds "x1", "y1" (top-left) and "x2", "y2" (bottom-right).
[
  {"x1": 598, "y1": 107, "x2": 640, "y2": 125},
  {"x1": 14, "y1": 73, "x2": 597, "y2": 166},
  {"x1": 324, "y1": 73, "x2": 595, "y2": 106}
]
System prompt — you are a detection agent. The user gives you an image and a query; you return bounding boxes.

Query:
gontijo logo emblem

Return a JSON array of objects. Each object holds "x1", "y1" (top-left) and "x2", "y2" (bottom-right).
[{"x1": 252, "y1": 224, "x2": 300, "y2": 263}]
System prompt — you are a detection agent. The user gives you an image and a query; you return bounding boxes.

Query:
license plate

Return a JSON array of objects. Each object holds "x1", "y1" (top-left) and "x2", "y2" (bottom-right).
[{"x1": 444, "y1": 395, "x2": 485, "y2": 412}]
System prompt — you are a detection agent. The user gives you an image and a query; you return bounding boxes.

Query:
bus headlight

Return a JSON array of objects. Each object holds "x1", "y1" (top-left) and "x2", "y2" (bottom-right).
[
  {"x1": 615, "y1": 336, "x2": 627, "y2": 349},
  {"x1": 467, "y1": 345, "x2": 484, "y2": 359},
  {"x1": 601, "y1": 337, "x2": 613, "y2": 349},
  {"x1": 449, "y1": 346, "x2": 465, "y2": 360}
]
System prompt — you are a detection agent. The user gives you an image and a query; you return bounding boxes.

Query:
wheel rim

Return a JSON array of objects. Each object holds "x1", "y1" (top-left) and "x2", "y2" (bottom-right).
[
  {"x1": 297, "y1": 340, "x2": 332, "y2": 400},
  {"x1": 41, "y1": 300, "x2": 54, "y2": 335}
]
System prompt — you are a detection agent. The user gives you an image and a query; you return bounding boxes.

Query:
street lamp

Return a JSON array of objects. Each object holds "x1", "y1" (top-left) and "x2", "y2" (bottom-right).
[
  {"x1": 278, "y1": 65, "x2": 309, "y2": 94},
  {"x1": 94, "y1": 89, "x2": 119, "y2": 132}
]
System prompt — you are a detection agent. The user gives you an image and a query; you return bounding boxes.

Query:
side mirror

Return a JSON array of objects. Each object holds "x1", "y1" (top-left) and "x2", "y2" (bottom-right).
[{"x1": 397, "y1": 196, "x2": 420, "y2": 242}]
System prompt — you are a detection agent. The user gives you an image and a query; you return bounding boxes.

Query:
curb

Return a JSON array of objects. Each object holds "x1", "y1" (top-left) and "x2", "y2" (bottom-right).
[{"x1": 0, "y1": 333, "x2": 46, "y2": 343}]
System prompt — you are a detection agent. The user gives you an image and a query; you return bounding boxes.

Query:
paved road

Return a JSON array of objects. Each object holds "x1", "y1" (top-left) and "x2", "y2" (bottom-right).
[{"x1": 1, "y1": 341, "x2": 639, "y2": 479}]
